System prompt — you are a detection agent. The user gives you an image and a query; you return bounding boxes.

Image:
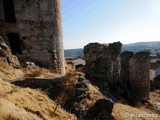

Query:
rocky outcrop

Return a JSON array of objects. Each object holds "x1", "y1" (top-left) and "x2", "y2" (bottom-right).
[
  {"x1": 0, "y1": 36, "x2": 20, "y2": 68},
  {"x1": 0, "y1": 36, "x2": 12, "y2": 57}
]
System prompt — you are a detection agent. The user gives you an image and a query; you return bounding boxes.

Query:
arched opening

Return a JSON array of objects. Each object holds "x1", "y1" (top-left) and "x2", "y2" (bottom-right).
[
  {"x1": 3, "y1": 0, "x2": 16, "y2": 23},
  {"x1": 7, "y1": 33, "x2": 22, "y2": 55}
]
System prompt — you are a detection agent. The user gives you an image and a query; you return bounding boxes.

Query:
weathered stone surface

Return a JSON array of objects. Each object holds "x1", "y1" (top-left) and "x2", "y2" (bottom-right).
[
  {"x1": 74, "y1": 75, "x2": 89, "y2": 103},
  {"x1": 24, "y1": 61, "x2": 39, "y2": 70},
  {"x1": 129, "y1": 51, "x2": 150, "y2": 101},
  {"x1": 0, "y1": 36, "x2": 20, "y2": 68},
  {"x1": 84, "y1": 42, "x2": 150, "y2": 102},
  {"x1": 0, "y1": 0, "x2": 65, "y2": 74},
  {"x1": 84, "y1": 42, "x2": 122, "y2": 83},
  {"x1": 7, "y1": 55, "x2": 20, "y2": 68},
  {"x1": 121, "y1": 51, "x2": 134, "y2": 89}
]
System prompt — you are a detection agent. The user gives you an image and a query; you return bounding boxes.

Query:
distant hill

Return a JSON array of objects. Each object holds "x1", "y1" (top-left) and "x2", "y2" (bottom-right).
[
  {"x1": 122, "y1": 41, "x2": 160, "y2": 52},
  {"x1": 64, "y1": 41, "x2": 160, "y2": 57},
  {"x1": 64, "y1": 48, "x2": 83, "y2": 58}
]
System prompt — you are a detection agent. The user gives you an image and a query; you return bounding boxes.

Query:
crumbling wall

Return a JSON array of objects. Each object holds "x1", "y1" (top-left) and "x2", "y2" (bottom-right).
[
  {"x1": 85, "y1": 42, "x2": 150, "y2": 101},
  {"x1": 129, "y1": 51, "x2": 150, "y2": 101},
  {"x1": 84, "y1": 42, "x2": 122, "y2": 84},
  {"x1": 0, "y1": 0, "x2": 65, "y2": 74},
  {"x1": 121, "y1": 51, "x2": 134, "y2": 89}
]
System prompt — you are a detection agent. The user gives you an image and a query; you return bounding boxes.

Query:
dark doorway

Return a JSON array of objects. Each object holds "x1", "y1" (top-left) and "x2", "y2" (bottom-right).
[
  {"x1": 3, "y1": 0, "x2": 16, "y2": 23},
  {"x1": 7, "y1": 33, "x2": 22, "y2": 55}
]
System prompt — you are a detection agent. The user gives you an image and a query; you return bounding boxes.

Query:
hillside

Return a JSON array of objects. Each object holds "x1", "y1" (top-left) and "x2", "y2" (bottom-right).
[
  {"x1": 64, "y1": 41, "x2": 160, "y2": 57},
  {"x1": 0, "y1": 59, "x2": 160, "y2": 119}
]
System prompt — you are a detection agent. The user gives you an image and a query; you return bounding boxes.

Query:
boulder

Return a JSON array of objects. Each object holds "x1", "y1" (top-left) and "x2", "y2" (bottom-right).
[
  {"x1": 86, "y1": 99, "x2": 114, "y2": 120},
  {"x1": 25, "y1": 61, "x2": 39, "y2": 70},
  {"x1": 7, "y1": 55, "x2": 20, "y2": 68}
]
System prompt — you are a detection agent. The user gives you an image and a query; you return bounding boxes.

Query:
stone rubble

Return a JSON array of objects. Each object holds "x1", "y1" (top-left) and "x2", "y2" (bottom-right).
[
  {"x1": 25, "y1": 61, "x2": 39, "y2": 70},
  {"x1": 74, "y1": 75, "x2": 89, "y2": 103}
]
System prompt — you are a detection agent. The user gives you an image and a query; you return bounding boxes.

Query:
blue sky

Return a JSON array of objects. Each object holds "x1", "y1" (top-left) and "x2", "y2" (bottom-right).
[{"x1": 61, "y1": 0, "x2": 160, "y2": 49}]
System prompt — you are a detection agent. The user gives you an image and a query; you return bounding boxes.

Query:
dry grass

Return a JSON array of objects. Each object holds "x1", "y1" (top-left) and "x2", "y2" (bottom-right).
[
  {"x1": 61, "y1": 73, "x2": 78, "y2": 88},
  {"x1": 24, "y1": 68, "x2": 59, "y2": 78},
  {"x1": 103, "y1": 43, "x2": 109, "y2": 47},
  {"x1": 0, "y1": 61, "x2": 24, "y2": 81},
  {"x1": 0, "y1": 59, "x2": 160, "y2": 120},
  {"x1": 24, "y1": 68, "x2": 44, "y2": 77},
  {"x1": 84, "y1": 84, "x2": 104, "y2": 111},
  {"x1": 65, "y1": 63, "x2": 75, "y2": 73},
  {"x1": 0, "y1": 98, "x2": 41, "y2": 120},
  {"x1": 112, "y1": 103, "x2": 160, "y2": 120},
  {"x1": 0, "y1": 79, "x2": 76, "y2": 120}
]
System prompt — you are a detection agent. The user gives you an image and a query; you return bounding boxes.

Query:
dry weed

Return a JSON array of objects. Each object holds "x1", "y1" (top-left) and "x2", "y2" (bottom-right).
[
  {"x1": 24, "y1": 68, "x2": 44, "y2": 77},
  {"x1": 0, "y1": 98, "x2": 42, "y2": 120},
  {"x1": 4, "y1": 87, "x2": 76, "y2": 120},
  {"x1": 65, "y1": 63, "x2": 75, "y2": 73},
  {"x1": 0, "y1": 61, "x2": 24, "y2": 81}
]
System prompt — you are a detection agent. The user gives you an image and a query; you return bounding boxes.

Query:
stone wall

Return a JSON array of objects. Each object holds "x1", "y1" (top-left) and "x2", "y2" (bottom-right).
[
  {"x1": 121, "y1": 51, "x2": 134, "y2": 89},
  {"x1": 84, "y1": 42, "x2": 122, "y2": 84},
  {"x1": 0, "y1": 0, "x2": 65, "y2": 74},
  {"x1": 129, "y1": 51, "x2": 150, "y2": 101}
]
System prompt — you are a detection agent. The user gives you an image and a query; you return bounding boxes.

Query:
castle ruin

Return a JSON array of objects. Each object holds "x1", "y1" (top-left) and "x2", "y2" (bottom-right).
[
  {"x1": 84, "y1": 42, "x2": 150, "y2": 101},
  {"x1": 129, "y1": 51, "x2": 150, "y2": 101},
  {"x1": 84, "y1": 42, "x2": 122, "y2": 84},
  {"x1": 0, "y1": 0, "x2": 65, "y2": 74}
]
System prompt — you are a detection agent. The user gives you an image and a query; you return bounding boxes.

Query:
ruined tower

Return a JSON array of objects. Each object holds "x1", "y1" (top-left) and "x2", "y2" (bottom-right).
[
  {"x1": 0, "y1": 0, "x2": 65, "y2": 74},
  {"x1": 129, "y1": 51, "x2": 150, "y2": 101},
  {"x1": 84, "y1": 42, "x2": 122, "y2": 84}
]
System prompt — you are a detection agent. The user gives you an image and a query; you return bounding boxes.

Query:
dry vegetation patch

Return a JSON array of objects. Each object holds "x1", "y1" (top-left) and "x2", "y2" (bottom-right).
[
  {"x1": 0, "y1": 79, "x2": 76, "y2": 120},
  {"x1": 24, "y1": 68, "x2": 60, "y2": 78},
  {"x1": 65, "y1": 63, "x2": 75, "y2": 73},
  {"x1": 0, "y1": 98, "x2": 41, "y2": 120},
  {"x1": 0, "y1": 61, "x2": 24, "y2": 81},
  {"x1": 112, "y1": 103, "x2": 160, "y2": 120},
  {"x1": 84, "y1": 84, "x2": 104, "y2": 111}
]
